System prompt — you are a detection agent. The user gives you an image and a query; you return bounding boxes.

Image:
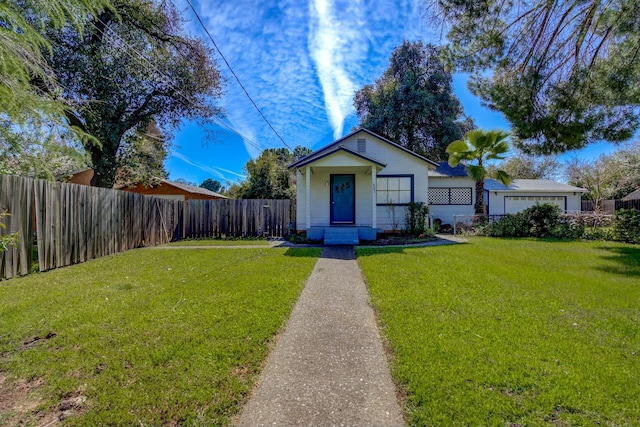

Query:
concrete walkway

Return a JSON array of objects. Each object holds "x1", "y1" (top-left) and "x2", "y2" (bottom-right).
[{"x1": 237, "y1": 246, "x2": 405, "y2": 427}]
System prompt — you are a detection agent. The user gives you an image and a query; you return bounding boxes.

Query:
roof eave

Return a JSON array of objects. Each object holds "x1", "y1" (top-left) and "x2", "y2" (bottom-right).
[
  {"x1": 490, "y1": 188, "x2": 589, "y2": 193},
  {"x1": 288, "y1": 128, "x2": 439, "y2": 169},
  {"x1": 291, "y1": 146, "x2": 387, "y2": 169}
]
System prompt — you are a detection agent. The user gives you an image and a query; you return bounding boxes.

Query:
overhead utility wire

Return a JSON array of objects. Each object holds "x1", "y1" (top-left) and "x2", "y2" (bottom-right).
[
  {"x1": 185, "y1": 0, "x2": 292, "y2": 150},
  {"x1": 88, "y1": 18, "x2": 267, "y2": 153}
]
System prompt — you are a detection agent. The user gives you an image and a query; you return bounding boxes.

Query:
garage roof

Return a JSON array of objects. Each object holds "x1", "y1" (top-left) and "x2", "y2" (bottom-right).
[{"x1": 484, "y1": 179, "x2": 587, "y2": 193}]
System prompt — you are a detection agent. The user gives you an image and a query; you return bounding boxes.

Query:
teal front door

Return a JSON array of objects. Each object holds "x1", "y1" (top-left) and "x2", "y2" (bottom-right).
[{"x1": 330, "y1": 174, "x2": 355, "y2": 224}]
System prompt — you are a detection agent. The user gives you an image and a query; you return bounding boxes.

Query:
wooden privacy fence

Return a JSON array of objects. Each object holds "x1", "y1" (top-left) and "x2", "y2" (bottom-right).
[
  {"x1": 582, "y1": 199, "x2": 640, "y2": 213},
  {"x1": 185, "y1": 199, "x2": 293, "y2": 238},
  {"x1": 0, "y1": 175, "x2": 293, "y2": 280}
]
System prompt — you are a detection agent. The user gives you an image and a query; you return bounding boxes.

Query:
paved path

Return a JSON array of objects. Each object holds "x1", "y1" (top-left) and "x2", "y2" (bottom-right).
[{"x1": 237, "y1": 246, "x2": 405, "y2": 427}]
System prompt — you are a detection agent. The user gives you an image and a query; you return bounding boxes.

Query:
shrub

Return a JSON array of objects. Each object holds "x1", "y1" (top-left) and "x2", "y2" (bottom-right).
[
  {"x1": 551, "y1": 223, "x2": 584, "y2": 240},
  {"x1": 582, "y1": 227, "x2": 614, "y2": 241},
  {"x1": 612, "y1": 209, "x2": 640, "y2": 243},
  {"x1": 482, "y1": 212, "x2": 529, "y2": 237},
  {"x1": 405, "y1": 202, "x2": 429, "y2": 236},
  {"x1": 480, "y1": 203, "x2": 564, "y2": 238},
  {"x1": 551, "y1": 213, "x2": 585, "y2": 240},
  {"x1": 525, "y1": 203, "x2": 561, "y2": 237}
]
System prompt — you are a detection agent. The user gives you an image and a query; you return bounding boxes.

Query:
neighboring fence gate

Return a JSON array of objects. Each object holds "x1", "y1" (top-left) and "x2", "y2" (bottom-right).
[{"x1": 0, "y1": 175, "x2": 293, "y2": 279}]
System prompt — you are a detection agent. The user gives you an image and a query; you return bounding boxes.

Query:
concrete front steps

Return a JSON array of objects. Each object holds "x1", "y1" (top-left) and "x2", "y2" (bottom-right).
[
  {"x1": 306, "y1": 226, "x2": 378, "y2": 245},
  {"x1": 323, "y1": 227, "x2": 360, "y2": 245}
]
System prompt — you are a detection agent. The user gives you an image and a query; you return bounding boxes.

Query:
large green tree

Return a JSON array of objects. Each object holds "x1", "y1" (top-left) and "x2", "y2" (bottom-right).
[
  {"x1": 446, "y1": 129, "x2": 511, "y2": 214},
  {"x1": 40, "y1": 0, "x2": 223, "y2": 187},
  {"x1": 0, "y1": 0, "x2": 112, "y2": 124},
  {"x1": 489, "y1": 150, "x2": 560, "y2": 180},
  {"x1": 1, "y1": 0, "x2": 112, "y2": 177},
  {"x1": 230, "y1": 147, "x2": 312, "y2": 200},
  {"x1": 354, "y1": 41, "x2": 471, "y2": 161},
  {"x1": 200, "y1": 178, "x2": 223, "y2": 193},
  {"x1": 429, "y1": 0, "x2": 640, "y2": 154},
  {"x1": 115, "y1": 121, "x2": 168, "y2": 186},
  {"x1": 0, "y1": 120, "x2": 87, "y2": 180},
  {"x1": 566, "y1": 140, "x2": 640, "y2": 203}
]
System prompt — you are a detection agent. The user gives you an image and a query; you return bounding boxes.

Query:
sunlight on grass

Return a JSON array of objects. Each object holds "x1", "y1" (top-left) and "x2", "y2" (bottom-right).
[
  {"x1": 167, "y1": 238, "x2": 270, "y2": 246},
  {"x1": 358, "y1": 238, "x2": 640, "y2": 426},
  {"x1": 0, "y1": 247, "x2": 319, "y2": 426}
]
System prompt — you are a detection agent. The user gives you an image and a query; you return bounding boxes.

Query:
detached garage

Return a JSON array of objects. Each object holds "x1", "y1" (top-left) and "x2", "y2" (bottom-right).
[
  {"x1": 484, "y1": 179, "x2": 587, "y2": 215},
  {"x1": 428, "y1": 162, "x2": 587, "y2": 223}
]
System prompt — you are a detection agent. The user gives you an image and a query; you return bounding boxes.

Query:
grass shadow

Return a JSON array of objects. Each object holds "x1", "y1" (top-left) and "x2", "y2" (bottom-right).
[
  {"x1": 595, "y1": 245, "x2": 640, "y2": 277},
  {"x1": 356, "y1": 247, "x2": 407, "y2": 257},
  {"x1": 282, "y1": 248, "x2": 322, "y2": 258},
  {"x1": 356, "y1": 240, "x2": 468, "y2": 257}
]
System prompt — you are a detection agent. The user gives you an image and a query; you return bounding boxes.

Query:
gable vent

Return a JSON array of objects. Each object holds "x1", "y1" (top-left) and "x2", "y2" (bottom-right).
[{"x1": 357, "y1": 138, "x2": 366, "y2": 153}]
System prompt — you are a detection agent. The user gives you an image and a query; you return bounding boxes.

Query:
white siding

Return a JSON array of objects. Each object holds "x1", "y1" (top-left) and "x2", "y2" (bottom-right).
[
  {"x1": 294, "y1": 132, "x2": 433, "y2": 231},
  {"x1": 488, "y1": 192, "x2": 582, "y2": 215},
  {"x1": 295, "y1": 169, "x2": 306, "y2": 230},
  {"x1": 428, "y1": 176, "x2": 476, "y2": 225}
]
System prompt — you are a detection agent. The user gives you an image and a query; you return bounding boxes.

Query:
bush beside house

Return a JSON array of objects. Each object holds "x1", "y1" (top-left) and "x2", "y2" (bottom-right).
[
  {"x1": 475, "y1": 203, "x2": 640, "y2": 243},
  {"x1": 612, "y1": 209, "x2": 640, "y2": 243}
]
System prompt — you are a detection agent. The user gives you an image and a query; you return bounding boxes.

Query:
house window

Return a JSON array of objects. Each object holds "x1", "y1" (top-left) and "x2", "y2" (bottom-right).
[
  {"x1": 357, "y1": 138, "x2": 366, "y2": 153},
  {"x1": 377, "y1": 176, "x2": 413, "y2": 205},
  {"x1": 428, "y1": 187, "x2": 472, "y2": 205}
]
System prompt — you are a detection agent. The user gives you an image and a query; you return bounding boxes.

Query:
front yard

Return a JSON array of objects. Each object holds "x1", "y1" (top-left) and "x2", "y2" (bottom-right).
[
  {"x1": 358, "y1": 238, "x2": 640, "y2": 426},
  {"x1": 0, "y1": 246, "x2": 319, "y2": 426}
]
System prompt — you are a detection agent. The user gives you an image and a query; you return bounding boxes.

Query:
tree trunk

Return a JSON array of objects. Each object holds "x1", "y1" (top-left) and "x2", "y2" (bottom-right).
[
  {"x1": 88, "y1": 133, "x2": 122, "y2": 188},
  {"x1": 474, "y1": 158, "x2": 485, "y2": 214},
  {"x1": 474, "y1": 178, "x2": 485, "y2": 214}
]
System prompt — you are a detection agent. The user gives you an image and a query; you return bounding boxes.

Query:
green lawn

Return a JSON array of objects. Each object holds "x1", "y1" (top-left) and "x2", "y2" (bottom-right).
[
  {"x1": 358, "y1": 238, "x2": 640, "y2": 426},
  {"x1": 167, "y1": 238, "x2": 270, "y2": 246},
  {"x1": 0, "y1": 247, "x2": 319, "y2": 426}
]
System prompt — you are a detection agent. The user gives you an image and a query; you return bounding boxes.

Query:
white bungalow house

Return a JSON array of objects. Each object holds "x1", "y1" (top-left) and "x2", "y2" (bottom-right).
[{"x1": 289, "y1": 129, "x2": 586, "y2": 244}]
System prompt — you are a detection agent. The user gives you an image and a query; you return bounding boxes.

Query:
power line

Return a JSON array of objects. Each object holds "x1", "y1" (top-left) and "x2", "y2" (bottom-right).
[
  {"x1": 185, "y1": 0, "x2": 292, "y2": 150},
  {"x1": 87, "y1": 17, "x2": 268, "y2": 154}
]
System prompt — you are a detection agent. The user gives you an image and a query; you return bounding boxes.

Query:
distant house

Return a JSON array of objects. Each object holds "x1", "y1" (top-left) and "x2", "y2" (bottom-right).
[
  {"x1": 118, "y1": 180, "x2": 227, "y2": 201},
  {"x1": 63, "y1": 169, "x2": 226, "y2": 201},
  {"x1": 622, "y1": 188, "x2": 640, "y2": 201}
]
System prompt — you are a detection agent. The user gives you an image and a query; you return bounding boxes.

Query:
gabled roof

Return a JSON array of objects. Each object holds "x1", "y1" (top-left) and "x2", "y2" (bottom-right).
[
  {"x1": 118, "y1": 179, "x2": 227, "y2": 198},
  {"x1": 484, "y1": 179, "x2": 587, "y2": 193},
  {"x1": 622, "y1": 188, "x2": 640, "y2": 201},
  {"x1": 429, "y1": 161, "x2": 469, "y2": 177},
  {"x1": 161, "y1": 180, "x2": 227, "y2": 198},
  {"x1": 291, "y1": 145, "x2": 387, "y2": 169},
  {"x1": 288, "y1": 128, "x2": 439, "y2": 169}
]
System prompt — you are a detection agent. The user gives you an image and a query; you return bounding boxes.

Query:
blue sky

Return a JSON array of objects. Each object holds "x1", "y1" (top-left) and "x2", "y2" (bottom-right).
[{"x1": 166, "y1": 0, "x2": 617, "y2": 186}]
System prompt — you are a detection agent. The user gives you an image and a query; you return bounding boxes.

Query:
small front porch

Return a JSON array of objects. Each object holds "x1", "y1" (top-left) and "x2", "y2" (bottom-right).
[{"x1": 290, "y1": 146, "x2": 387, "y2": 245}]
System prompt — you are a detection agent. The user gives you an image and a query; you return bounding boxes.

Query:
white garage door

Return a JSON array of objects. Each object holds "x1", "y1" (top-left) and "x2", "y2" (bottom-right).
[{"x1": 504, "y1": 196, "x2": 565, "y2": 214}]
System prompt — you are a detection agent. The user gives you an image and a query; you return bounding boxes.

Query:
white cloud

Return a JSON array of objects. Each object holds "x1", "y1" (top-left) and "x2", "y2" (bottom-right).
[
  {"x1": 307, "y1": 0, "x2": 432, "y2": 140},
  {"x1": 182, "y1": 0, "x2": 329, "y2": 152},
  {"x1": 308, "y1": 0, "x2": 365, "y2": 139},
  {"x1": 174, "y1": 0, "x2": 431, "y2": 151},
  {"x1": 171, "y1": 151, "x2": 246, "y2": 182}
]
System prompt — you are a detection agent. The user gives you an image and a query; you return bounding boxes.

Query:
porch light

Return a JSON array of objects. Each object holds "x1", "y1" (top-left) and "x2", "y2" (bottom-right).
[{"x1": 325, "y1": 181, "x2": 329, "y2": 186}]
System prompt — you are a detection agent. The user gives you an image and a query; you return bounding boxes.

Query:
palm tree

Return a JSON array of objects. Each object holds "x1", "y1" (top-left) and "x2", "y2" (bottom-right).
[{"x1": 446, "y1": 129, "x2": 511, "y2": 214}]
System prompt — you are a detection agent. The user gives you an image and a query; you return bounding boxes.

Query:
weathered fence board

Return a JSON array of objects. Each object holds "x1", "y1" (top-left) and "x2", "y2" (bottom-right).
[
  {"x1": 182, "y1": 199, "x2": 292, "y2": 238},
  {"x1": 582, "y1": 199, "x2": 640, "y2": 212},
  {"x1": 0, "y1": 175, "x2": 293, "y2": 279},
  {"x1": 0, "y1": 175, "x2": 35, "y2": 279}
]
